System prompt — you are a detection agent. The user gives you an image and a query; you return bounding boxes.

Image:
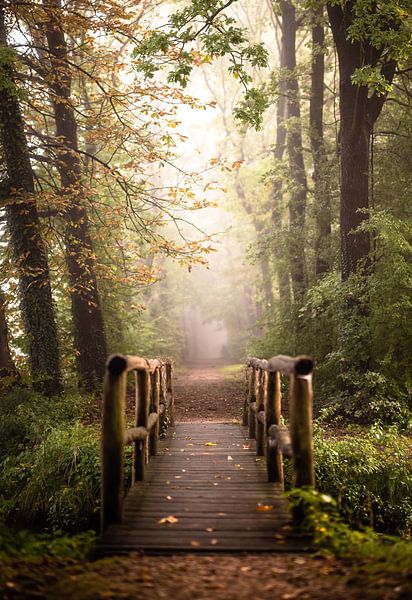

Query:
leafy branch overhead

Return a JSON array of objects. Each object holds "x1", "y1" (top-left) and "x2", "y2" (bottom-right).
[{"x1": 133, "y1": 0, "x2": 269, "y2": 128}]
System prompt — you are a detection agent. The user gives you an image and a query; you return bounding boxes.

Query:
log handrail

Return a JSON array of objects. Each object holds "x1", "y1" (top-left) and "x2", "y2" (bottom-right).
[
  {"x1": 244, "y1": 355, "x2": 315, "y2": 490},
  {"x1": 101, "y1": 353, "x2": 175, "y2": 531}
]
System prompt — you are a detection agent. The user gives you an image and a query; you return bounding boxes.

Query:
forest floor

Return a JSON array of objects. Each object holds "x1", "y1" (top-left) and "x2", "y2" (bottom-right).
[{"x1": 2, "y1": 364, "x2": 411, "y2": 599}]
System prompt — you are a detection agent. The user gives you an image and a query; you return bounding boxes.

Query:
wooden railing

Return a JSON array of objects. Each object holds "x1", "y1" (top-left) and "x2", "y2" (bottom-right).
[
  {"x1": 244, "y1": 355, "x2": 315, "y2": 490},
  {"x1": 101, "y1": 354, "x2": 174, "y2": 531}
]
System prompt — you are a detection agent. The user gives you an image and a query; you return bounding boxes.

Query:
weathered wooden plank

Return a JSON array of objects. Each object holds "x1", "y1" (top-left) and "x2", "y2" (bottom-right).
[{"x1": 96, "y1": 423, "x2": 309, "y2": 555}]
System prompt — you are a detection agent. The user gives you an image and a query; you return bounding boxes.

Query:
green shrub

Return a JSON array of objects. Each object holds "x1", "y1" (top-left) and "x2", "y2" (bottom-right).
[
  {"x1": 288, "y1": 488, "x2": 412, "y2": 582},
  {"x1": 0, "y1": 386, "x2": 90, "y2": 456},
  {"x1": 0, "y1": 423, "x2": 101, "y2": 531},
  {"x1": 311, "y1": 425, "x2": 412, "y2": 537},
  {"x1": 0, "y1": 522, "x2": 95, "y2": 561}
]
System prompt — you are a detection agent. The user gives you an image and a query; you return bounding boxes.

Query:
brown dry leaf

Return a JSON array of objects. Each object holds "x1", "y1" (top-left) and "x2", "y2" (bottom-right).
[
  {"x1": 270, "y1": 567, "x2": 287, "y2": 575},
  {"x1": 158, "y1": 515, "x2": 178, "y2": 525},
  {"x1": 256, "y1": 504, "x2": 274, "y2": 512},
  {"x1": 205, "y1": 527, "x2": 214, "y2": 532},
  {"x1": 210, "y1": 539, "x2": 219, "y2": 545},
  {"x1": 190, "y1": 540, "x2": 200, "y2": 547}
]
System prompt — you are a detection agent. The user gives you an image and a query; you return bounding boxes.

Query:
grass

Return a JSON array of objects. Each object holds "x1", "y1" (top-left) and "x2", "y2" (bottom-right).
[{"x1": 218, "y1": 363, "x2": 244, "y2": 380}]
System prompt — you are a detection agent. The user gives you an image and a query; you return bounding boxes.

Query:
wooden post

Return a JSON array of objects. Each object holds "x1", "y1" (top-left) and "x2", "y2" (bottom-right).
[
  {"x1": 242, "y1": 366, "x2": 249, "y2": 426},
  {"x1": 149, "y1": 368, "x2": 160, "y2": 456},
  {"x1": 101, "y1": 355, "x2": 127, "y2": 531},
  {"x1": 255, "y1": 369, "x2": 265, "y2": 456},
  {"x1": 265, "y1": 371, "x2": 284, "y2": 485},
  {"x1": 167, "y1": 362, "x2": 175, "y2": 426},
  {"x1": 248, "y1": 367, "x2": 256, "y2": 439},
  {"x1": 159, "y1": 365, "x2": 167, "y2": 432},
  {"x1": 289, "y1": 373, "x2": 315, "y2": 488},
  {"x1": 133, "y1": 369, "x2": 150, "y2": 482}
]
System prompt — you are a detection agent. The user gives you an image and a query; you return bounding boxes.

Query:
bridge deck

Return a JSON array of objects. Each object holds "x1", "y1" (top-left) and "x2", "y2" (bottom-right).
[{"x1": 97, "y1": 423, "x2": 309, "y2": 555}]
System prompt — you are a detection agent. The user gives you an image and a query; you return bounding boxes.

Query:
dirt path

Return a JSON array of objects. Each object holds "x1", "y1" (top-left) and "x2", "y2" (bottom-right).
[
  {"x1": 3, "y1": 551, "x2": 407, "y2": 599},
  {"x1": 174, "y1": 365, "x2": 244, "y2": 422}
]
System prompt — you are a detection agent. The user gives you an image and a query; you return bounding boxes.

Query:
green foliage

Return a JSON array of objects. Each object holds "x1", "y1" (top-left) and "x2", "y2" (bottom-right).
[
  {"x1": 310, "y1": 426, "x2": 412, "y2": 536},
  {"x1": 0, "y1": 523, "x2": 95, "y2": 561},
  {"x1": 0, "y1": 387, "x2": 90, "y2": 456},
  {"x1": 288, "y1": 487, "x2": 412, "y2": 573},
  {"x1": 133, "y1": 0, "x2": 269, "y2": 127},
  {"x1": 351, "y1": 65, "x2": 393, "y2": 95},
  {"x1": 0, "y1": 422, "x2": 100, "y2": 531},
  {"x1": 345, "y1": 0, "x2": 412, "y2": 61},
  {"x1": 233, "y1": 87, "x2": 269, "y2": 129},
  {"x1": 0, "y1": 47, "x2": 25, "y2": 99}
]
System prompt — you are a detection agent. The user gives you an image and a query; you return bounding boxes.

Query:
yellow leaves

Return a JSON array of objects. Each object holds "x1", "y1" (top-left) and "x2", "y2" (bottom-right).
[
  {"x1": 158, "y1": 515, "x2": 178, "y2": 525},
  {"x1": 204, "y1": 442, "x2": 217, "y2": 447}
]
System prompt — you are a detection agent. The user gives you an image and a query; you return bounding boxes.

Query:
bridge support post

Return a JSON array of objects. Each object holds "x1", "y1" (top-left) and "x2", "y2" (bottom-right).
[
  {"x1": 289, "y1": 373, "x2": 315, "y2": 488},
  {"x1": 101, "y1": 356, "x2": 127, "y2": 531},
  {"x1": 266, "y1": 371, "x2": 284, "y2": 486},
  {"x1": 248, "y1": 367, "x2": 256, "y2": 439},
  {"x1": 149, "y1": 368, "x2": 160, "y2": 456},
  {"x1": 256, "y1": 369, "x2": 266, "y2": 456},
  {"x1": 133, "y1": 369, "x2": 150, "y2": 482}
]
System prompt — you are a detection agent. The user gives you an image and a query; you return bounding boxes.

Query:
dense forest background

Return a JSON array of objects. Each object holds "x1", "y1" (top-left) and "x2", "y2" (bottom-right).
[{"x1": 0, "y1": 0, "x2": 412, "y2": 591}]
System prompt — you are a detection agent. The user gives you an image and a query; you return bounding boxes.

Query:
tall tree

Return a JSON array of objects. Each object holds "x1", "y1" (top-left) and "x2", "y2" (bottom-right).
[
  {"x1": 310, "y1": 3, "x2": 332, "y2": 277},
  {"x1": 280, "y1": 0, "x2": 308, "y2": 304},
  {"x1": 326, "y1": 0, "x2": 402, "y2": 280},
  {"x1": 0, "y1": 2, "x2": 62, "y2": 396},
  {"x1": 40, "y1": 0, "x2": 108, "y2": 389}
]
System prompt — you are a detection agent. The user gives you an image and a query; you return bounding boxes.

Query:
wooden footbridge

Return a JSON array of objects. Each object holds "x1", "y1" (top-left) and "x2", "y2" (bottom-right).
[{"x1": 97, "y1": 354, "x2": 314, "y2": 555}]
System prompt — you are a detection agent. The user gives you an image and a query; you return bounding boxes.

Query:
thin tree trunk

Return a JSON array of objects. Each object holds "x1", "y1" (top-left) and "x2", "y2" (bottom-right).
[
  {"x1": 269, "y1": 15, "x2": 290, "y2": 306},
  {"x1": 281, "y1": 0, "x2": 308, "y2": 303},
  {"x1": 42, "y1": 0, "x2": 107, "y2": 389},
  {"x1": 0, "y1": 289, "x2": 19, "y2": 382},
  {"x1": 310, "y1": 4, "x2": 332, "y2": 277},
  {"x1": 0, "y1": 2, "x2": 62, "y2": 396}
]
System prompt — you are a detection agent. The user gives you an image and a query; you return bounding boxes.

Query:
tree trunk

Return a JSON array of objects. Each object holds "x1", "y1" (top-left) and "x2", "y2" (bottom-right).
[
  {"x1": 269, "y1": 15, "x2": 291, "y2": 307},
  {"x1": 0, "y1": 289, "x2": 19, "y2": 382},
  {"x1": 42, "y1": 0, "x2": 107, "y2": 389},
  {"x1": 327, "y1": 2, "x2": 396, "y2": 280},
  {"x1": 281, "y1": 0, "x2": 308, "y2": 304},
  {"x1": 310, "y1": 4, "x2": 332, "y2": 277},
  {"x1": 0, "y1": 3, "x2": 62, "y2": 397}
]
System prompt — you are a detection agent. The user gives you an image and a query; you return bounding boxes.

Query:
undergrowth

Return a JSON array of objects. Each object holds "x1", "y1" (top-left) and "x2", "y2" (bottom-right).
[
  {"x1": 283, "y1": 424, "x2": 412, "y2": 537},
  {"x1": 288, "y1": 488, "x2": 412, "y2": 585}
]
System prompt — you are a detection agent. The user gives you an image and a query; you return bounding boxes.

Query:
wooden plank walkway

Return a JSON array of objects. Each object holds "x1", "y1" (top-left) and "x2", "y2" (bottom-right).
[{"x1": 97, "y1": 423, "x2": 309, "y2": 555}]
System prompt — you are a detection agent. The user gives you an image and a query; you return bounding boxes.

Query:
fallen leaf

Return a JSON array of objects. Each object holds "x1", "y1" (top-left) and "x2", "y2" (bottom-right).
[
  {"x1": 166, "y1": 496, "x2": 172, "y2": 500},
  {"x1": 256, "y1": 504, "x2": 274, "y2": 512},
  {"x1": 205, "y1": 527, "x2": 214, "y2": 532},
  {"x1": 205, "y1": 442, "x2": 217, "y2": 446},
  {"x1": 227, "y1": 456, "x2": 233, "y2": 461},
  {"x1": 210, "y1": 539, "x2": 219, "y2": 545},
  {"x1": 158, "y1": 515, "x2": 178, "y2": 525},
  {"x1": 190, "y1": 540, "x2": 200, "y2": 547}
]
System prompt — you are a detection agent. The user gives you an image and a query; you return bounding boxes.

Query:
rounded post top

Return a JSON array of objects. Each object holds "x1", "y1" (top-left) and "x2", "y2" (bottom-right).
[{"x1": 106, "y1": 354, "x2": 128, "y2": 376}]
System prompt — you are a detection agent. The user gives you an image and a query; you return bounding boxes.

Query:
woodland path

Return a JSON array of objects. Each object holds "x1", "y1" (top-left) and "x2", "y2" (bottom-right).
[{"x1": 3, "y1": 367, "x2": 409, "y2": 599}]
